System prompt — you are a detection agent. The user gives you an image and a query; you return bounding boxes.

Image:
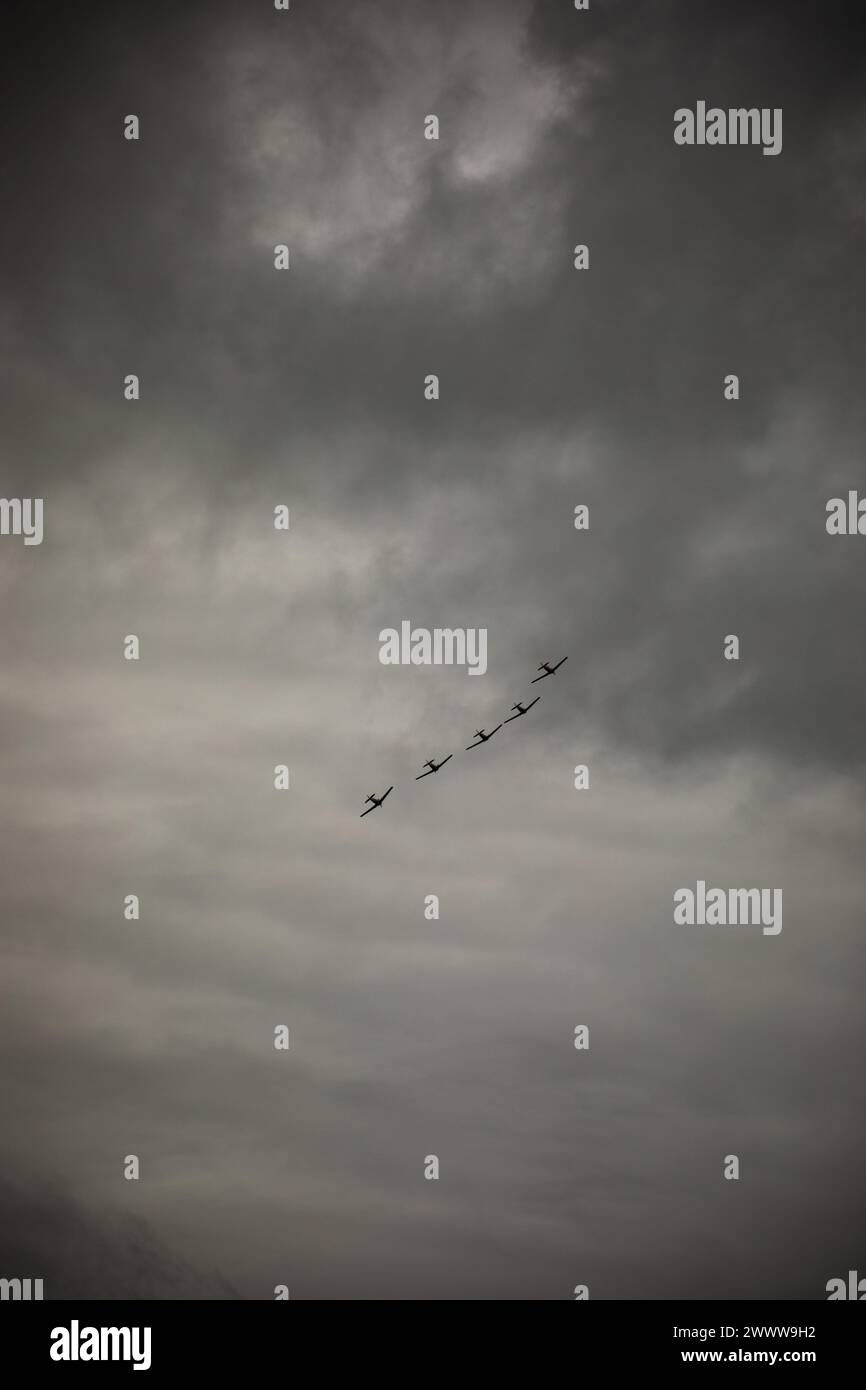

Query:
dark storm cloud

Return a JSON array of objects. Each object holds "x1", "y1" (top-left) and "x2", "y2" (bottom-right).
[
  {"x1": 0, "y1": 1180, "x2": 238, "y2": 1298},
  {"x1": 1, "y1": 0, "x2": 864, "y2": 1299},
  {"x1": 4, "y1": 0, "x2": 865, "y2": 770}
]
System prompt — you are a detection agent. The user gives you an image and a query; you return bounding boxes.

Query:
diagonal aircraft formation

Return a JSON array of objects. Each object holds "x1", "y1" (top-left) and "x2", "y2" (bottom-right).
[{"x1": 359, "y1": 656, "x2": 567, "y2": 817}]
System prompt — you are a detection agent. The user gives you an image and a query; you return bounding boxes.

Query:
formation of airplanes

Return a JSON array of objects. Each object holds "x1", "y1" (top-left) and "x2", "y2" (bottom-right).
[{"x1": 359, "y1": 656, "x2": 567, "y2": 817}]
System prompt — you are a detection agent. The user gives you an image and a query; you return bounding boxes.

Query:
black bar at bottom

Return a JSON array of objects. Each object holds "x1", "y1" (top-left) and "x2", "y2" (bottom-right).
[{"x1": 1, "y1": 1299, "x2": 860, "y2": 1376}]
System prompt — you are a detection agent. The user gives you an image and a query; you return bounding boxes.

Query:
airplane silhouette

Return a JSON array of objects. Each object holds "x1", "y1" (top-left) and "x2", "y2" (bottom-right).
[
  {"x1": 415, "y1": 754, "x2": 453, "y2": 780},
  {"x1": 465, "y1": 725, "x2": 502, "y2": 750},
  {"x1": 360, "y1": 786, "x2": 394, "y2": 817},
  {"x1": 504, "y1": 696, "x2": 540, "y2": 723},
  {"x1": 531, "y1": 656, "x2": 568, "y2": 684}
]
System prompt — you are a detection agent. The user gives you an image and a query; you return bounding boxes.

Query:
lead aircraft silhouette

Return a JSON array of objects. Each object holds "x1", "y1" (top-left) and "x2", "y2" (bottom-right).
[
  {"x1": 465, "y1": 724, "x2": 502, "y2": 750},
  {"x1": 531, "y1": 656, "x2": 568, "y2": 684},
  {"x1": 504, "y1": 696, "x2": 540, "y2": 723},
  {"x1": 415, "y1": 754, "x2": 453, "y2": 780},
  {"x1": 360, "y1": 786, "x2": 394, "y2": 817}
]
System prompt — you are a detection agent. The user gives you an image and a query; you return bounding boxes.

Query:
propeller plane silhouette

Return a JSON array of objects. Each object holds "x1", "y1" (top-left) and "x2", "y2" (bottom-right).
[
  {"x1": 360, "y1": 786, "x2": 394, "y2": 818},
  {"x1": 465, "y1": 725, "x2": 502, "y2": 750},
  {"x1": 531, "y1": 656, "x2": 568, "y2": 684},
  {"x1": 415, "y1": 755, "x2": 453, "y2": 780},
  {"x1": 504, "y1": 696, "x2": 540, "y2": 723}
]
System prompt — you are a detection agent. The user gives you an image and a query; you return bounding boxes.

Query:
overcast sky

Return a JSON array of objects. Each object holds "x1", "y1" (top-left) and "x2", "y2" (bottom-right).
[{"x1": 1, "y1": 0, "x2": 864, "y2": 1299}]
